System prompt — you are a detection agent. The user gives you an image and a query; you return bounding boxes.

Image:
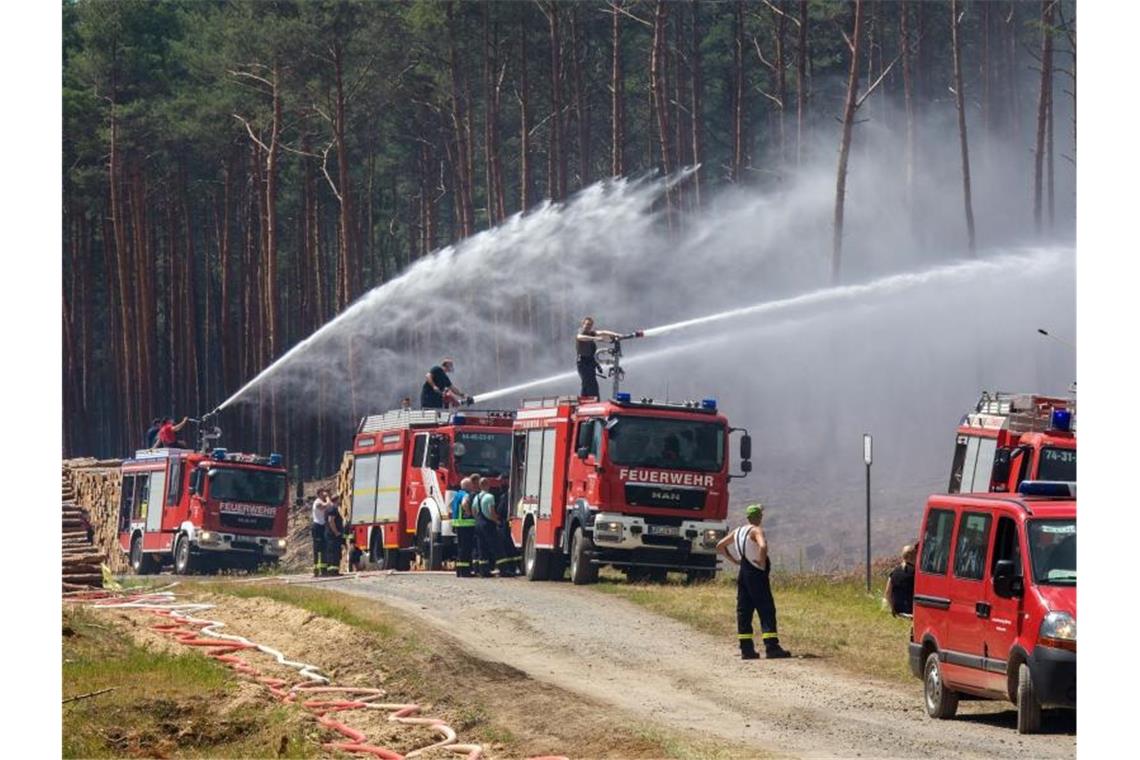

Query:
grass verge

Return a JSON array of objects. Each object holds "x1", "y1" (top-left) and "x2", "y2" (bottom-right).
[
  {"x1": 62, "y1": 606, "x2": 319, "y2": 758},
  {"x1": 595, "y1": 567, "x2": 914, "y2": 684}
]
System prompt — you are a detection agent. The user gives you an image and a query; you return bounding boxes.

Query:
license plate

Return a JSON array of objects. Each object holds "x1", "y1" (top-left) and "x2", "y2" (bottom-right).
[{"x1": 647, "y1": 525, "x2": 680, "y2": 537}]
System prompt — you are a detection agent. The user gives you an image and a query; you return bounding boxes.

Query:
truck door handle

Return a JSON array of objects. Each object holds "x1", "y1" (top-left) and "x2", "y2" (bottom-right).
[{"x1": 975, "y1": 602, "x2": 991, "y2": 619}]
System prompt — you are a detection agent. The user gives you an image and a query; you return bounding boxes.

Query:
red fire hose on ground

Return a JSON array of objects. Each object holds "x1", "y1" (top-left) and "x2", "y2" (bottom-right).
[{"x1": 64, "y1": 588, "x2": 541, "y2": 760}]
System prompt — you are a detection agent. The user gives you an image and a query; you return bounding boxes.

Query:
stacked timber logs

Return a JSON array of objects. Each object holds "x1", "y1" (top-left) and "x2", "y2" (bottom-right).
[
  {"x1": 336, "y1": 453, "x2": 354, "y2": 573},
  {"x1": 62, "y1": 463, "x2": 105, "y2": 590},
  {"x1": 62, "y1": 458, "x2": 128, "y2": 576}
]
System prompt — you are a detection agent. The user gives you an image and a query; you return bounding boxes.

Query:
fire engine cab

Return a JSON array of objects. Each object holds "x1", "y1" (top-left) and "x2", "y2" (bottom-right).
[
  {"x1": 507, "y1": 392, "x2": 752, "y2": 584},
  {"x1": 119, "y1": 447, "x2": 289, "y2": 574},
  {"x1": 949, "y1": 392, "x2": 1076, "y2": 494},
  {"x1": 348, "y1": 408, "x2": 515, "y2": 570}
]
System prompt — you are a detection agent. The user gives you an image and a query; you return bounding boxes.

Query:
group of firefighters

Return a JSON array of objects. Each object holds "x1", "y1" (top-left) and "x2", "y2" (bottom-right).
[
  {"x1": 449, "y1": 473, "x2": 520, "y2": 578},
  {"x1": 309, "y1": 488, "x2": 347, "y2": 576}
]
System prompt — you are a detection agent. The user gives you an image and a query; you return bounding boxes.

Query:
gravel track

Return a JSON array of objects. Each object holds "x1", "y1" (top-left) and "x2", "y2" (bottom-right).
[{"x1": 313, "y1": 572, "x2": 1074, "y2": 759}]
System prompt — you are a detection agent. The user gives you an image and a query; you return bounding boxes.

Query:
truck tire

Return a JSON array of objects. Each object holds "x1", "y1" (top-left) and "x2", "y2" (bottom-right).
[
  {"x1": 173, "y1": 534, "x2": 197, "y2": 575},
  {"x1": 130, "y1": 534, "x2": 157, "y2": 575},
  {"x1": 570, "y1": 527, "x2": 599, "y2": 585},
  {"x1": 1017, "y1": 663, "x2": 1043, "y2": 734},
  {"x1": 923, "y1": 652, "x2": 959, "y2": 719},
  {"x1": 647, "y1": 567, "x2": 668, "y2": 583},
  {"x1": 370, "y1": 531, "x2": 385, "y2": 568},
  {"x1": 417, "y1": 515, "x2": 443, "y2": 571},
  {"x1": 524, "y1": 524, "x2": 550, "y2": 581},
  {"x1": 685, "y1": 569, "x2": 716, "y2": 584}
]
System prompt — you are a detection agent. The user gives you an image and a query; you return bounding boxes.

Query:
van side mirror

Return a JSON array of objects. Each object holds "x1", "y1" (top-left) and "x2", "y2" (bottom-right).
[
  {"x1": 741, "y1": 460, "x2": 752, "y2": 473},
  {"x1": 577, "y1": 446, "x2": 590, "y2": 460},
  {"x1": 993, "y1": 559, "x2": 1023, "y2": 599},
  {"x1": 991, "y1": 448, "x2": 1012, "y2": 488},
  {"x1": 740, "y1": 434, "x2": 752, "y2": 461}
]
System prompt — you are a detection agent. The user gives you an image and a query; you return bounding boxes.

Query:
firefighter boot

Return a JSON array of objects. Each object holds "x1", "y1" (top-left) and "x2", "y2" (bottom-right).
[
  {"x1": 740, "y1": 636, "x2": 760, "y2": 660},
  {"x1": 764, "y1": 637, "x2": 792, "y2": 659}
]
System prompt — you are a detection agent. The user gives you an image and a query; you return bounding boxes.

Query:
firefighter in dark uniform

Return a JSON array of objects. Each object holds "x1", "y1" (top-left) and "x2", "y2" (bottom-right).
[
  {"x1": 473, "y1": 479, "x2": 501, "y2": 577},
  {"x1": 421, "y1": 358, "x2": 470, "y2": 409},
  {"x1": 716, "y1": 504, "x2": 791, "y2": 659},
  {"x1": 575, "y1": 317, "x2": 621, "y2": 399},
  {"x1": 452, "y1": 477, "x2": 477, "y2": 577},
  {"x1": 495, "y1": 489, "x2": 520, "y2": 577},
  {"x1": 322, "y1": 496, "x2": 346, "y2": 576}
]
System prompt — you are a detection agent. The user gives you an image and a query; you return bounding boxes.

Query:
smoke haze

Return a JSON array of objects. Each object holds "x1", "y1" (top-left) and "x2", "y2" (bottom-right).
[{"x1": 220, "y1": 106, "x2": 1075, "y2": 568}]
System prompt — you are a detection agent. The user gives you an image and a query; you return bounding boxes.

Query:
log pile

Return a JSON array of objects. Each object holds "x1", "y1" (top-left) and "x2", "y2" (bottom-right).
[
  {"x1": 62, "y1": 463, "x2": 104, "y2": 591},
  {"x1": 62, "y1": 458, "x2": 128, "y2": 578},
  {"x1": 336, "y1": 452, "x2": 354, "y2": 573}
]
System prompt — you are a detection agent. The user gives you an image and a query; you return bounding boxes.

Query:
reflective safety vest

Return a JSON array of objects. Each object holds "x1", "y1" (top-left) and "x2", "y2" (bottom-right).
[{"x1": 451, "y1": 490, "x2": 476, "y2": 528}]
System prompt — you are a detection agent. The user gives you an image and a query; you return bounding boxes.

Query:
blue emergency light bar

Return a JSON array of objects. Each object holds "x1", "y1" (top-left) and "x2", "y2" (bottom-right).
[
  {"x1": 702, "y1": 398, "x2": 717, "y2": 410},
  {"x1": 453, "y1": 414, "x2": 466, "y2": 425},
  {"x1": 615, "y1": 392, "x2": 632, "y2": 403},
  {"x1": 212, "y1": 448, "x2": 228, "y2": 461},
  {"x1": 268, "y1": 453, "x2": 283, "y2": 467},
  {"x1": 1018, "y1": 480, "x2": 1076, "y2": 498},
  {"x1": 1051, "y1": 409, "x2": 1072, "y2": 432}
]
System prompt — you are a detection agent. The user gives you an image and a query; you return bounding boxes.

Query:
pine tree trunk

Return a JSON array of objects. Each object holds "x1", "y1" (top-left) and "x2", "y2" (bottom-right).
[
  {"x1": 951, "y1": 0, "x2": 977, "y2": 254},
  {"x1": 1033, "y1": 0, "x2": 1055, "y2": 233},
  {"x1": 570, "y1": 5, "x2": 590, "y2": 188},
  {"x1": 547, "y1": 2, "x2": 566, "y2": 202},
  {"x1": 730, "y1": 0, "x2": 745, "y2": 182},
  {"x1": 334, "y1": 41, "x2": 356, "y2": 306},
  {"x1": 690, "y1": 1, "x2": 703, "y2": 206},
  {"x1": 796, "y1": 0, "x2": 808, "y2": 165},
  {"x1": 831, "y1": 0, "x2": 864, "y2": 283},
  {"x1": 520, "y1": 15, "x2": 532, "y2": 210},
  {"x1": 900, "y1": 0, "x2": 915, "y2": 195},
  {"x1": 651, "y1": 0, "x2": 674, "y2": 220},
  {"x1": 611, "y1": 1, "x2": 625, "y2": 178}
]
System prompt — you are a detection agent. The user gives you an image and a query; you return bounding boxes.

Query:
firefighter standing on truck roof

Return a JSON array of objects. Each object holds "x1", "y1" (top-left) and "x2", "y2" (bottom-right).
[
  {"x1": 716, "y1": 504, "x2": 791, "y2": 660},
  {"x1": 421, "y1": 358, "x2": 470, "y2": 409},
  {"x1": 575, "y1": 317, "x2": 622, "y2": 399},
  {"x1": 452, "y1": 477, "x2": 476, "y2": 577}
]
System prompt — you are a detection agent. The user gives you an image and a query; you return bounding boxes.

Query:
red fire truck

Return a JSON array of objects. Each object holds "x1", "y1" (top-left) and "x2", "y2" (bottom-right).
[
  {"x1": 348, "y1": 408, "x2": 515, "y2": 570},
  {"x1": 119, "y1": 447, "x2": 289, "y2": 574},
  {"x1": 949, "y1": 392, "x2": 1076, "y2": 494},
  {"x1": 506, "y1": 392, "x2": 752, "y2": 584}
]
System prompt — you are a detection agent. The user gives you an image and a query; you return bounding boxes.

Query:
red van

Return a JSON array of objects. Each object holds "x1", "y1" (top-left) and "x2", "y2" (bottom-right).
[{"x1": 909, "y1": 483, "x2": 1076, "y2": 733}]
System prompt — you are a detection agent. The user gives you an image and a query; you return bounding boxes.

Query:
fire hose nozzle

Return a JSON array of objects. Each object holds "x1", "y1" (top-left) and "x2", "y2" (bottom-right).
[{"x1": 618, "y1": 330, "x2": 645, "y2": 340}]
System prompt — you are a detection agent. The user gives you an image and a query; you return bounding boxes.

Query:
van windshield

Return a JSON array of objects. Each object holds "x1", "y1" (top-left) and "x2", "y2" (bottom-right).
[{"x1": 1028, "y1": 519, "x2": 1076, "y2": 585}]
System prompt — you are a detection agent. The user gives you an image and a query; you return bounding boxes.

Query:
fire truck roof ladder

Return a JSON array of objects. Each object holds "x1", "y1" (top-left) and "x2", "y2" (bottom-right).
[
  {"x1": 520, "y1": 396, "x2": 582, "y2": 409},
  {"x1": 973, "y1": 391, "x2": 1076, "y2": 434}
]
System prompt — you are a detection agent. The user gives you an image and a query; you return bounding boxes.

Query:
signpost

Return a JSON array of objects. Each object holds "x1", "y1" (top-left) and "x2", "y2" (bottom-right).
[{"x1": 864, "y1": 433, "x2": 873, "y2": 593}]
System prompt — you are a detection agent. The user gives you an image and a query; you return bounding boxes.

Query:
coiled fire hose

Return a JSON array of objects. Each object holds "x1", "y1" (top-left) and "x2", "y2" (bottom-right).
[{"x1": 64, "y1": 587, "x2": 493, "y2": 760}]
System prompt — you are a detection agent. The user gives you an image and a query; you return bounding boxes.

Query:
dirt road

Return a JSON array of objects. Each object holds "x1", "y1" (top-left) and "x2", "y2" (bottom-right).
[{"x1": 315, "y1": 572, "x2": 1074, "y2": 759}]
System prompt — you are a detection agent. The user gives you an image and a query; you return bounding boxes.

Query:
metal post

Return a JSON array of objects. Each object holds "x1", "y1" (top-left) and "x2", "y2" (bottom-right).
[{"x1": 863, "y1": 433, "x2": 873, "y2": 593}]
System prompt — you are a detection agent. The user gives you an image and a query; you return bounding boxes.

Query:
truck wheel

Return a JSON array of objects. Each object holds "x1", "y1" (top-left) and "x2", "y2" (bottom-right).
[
  {"x1": 685, "y1": 569, "x2": 716, "y2": 585},
  {"x1": 647, "y1": 567, "x2": 668, "y2": 583},
  {"x1": 369, "y1": 531, "x2": 385, "y2": 568},
  {"x1": 1017, "y1": 663, "x2": 1043, "y2": 734},
  {"x1": 570, "y1": 527, "x2": 599, "y2": 585},
  {"x1": 524, "y1": 524, "x2": 550, "y2": 581},
  {"x1": 130, "y1": 535, "x2": 156, "y2": 575},
  {"x1": 417, "y1": 516, "x2": 443, "y2": 571},
  {"x1": 173, "y1": 535, "x2": 196, "y2": 575},
  {"x1": 923, "y1": 652, "x2": 959, "y2": 719}
]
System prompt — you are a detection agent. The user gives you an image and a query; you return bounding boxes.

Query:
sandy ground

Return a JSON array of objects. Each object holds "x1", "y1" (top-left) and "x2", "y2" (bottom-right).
[{"x1": 309, "y1": 571, "x2": 1077, "y2": 760}]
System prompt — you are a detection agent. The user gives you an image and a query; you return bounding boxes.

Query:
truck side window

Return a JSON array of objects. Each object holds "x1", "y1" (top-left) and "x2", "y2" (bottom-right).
[
  {"x1": 953, "y1": 512, "x2": 992, "y2": 581},
  {"x1": 189, "y1": 468, "x2": 203, "y2": 496},
  {"x1": 919, "y1": 509, "x2": 955, "y2": 575},
  {"x1": 412, "y1": 434, "x2": 428, "y2": 467},
  {"x1": 135, "y1": 474, "x2": 151, "y2": 521},
  {"x1": 990, "y1": 516, "x2": 1022, "y2": 576},
  {"x1": 166, "y1": 458, "x2": 183, "y2": 506},
  {"x1": 120, "y1": 474, "x2": 136, "y2": 530},
  {"x1": 948, "y1": 439, "x2": 967, "y2": 493},
  {"x1": 576, "y1": 419, "x2": 600, "y2": 458}
]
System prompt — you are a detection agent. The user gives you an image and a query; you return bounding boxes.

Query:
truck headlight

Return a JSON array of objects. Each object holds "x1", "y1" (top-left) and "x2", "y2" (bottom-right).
[
  {"x1": 275, "y1": 538, "x2": 287, "y2": 549},
  {"x1": 1039, "y1": 611, "x2": 1076, "y2": 651},
  {"x1": 701, "y1": 529, "x2": 725, "y2": 547},
  {"x1": 595, "y1": 521, "x2": 623, "y2": 542},
  {"x1": 199, "y1": 531, "x2": 215, "y2": 543}
]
